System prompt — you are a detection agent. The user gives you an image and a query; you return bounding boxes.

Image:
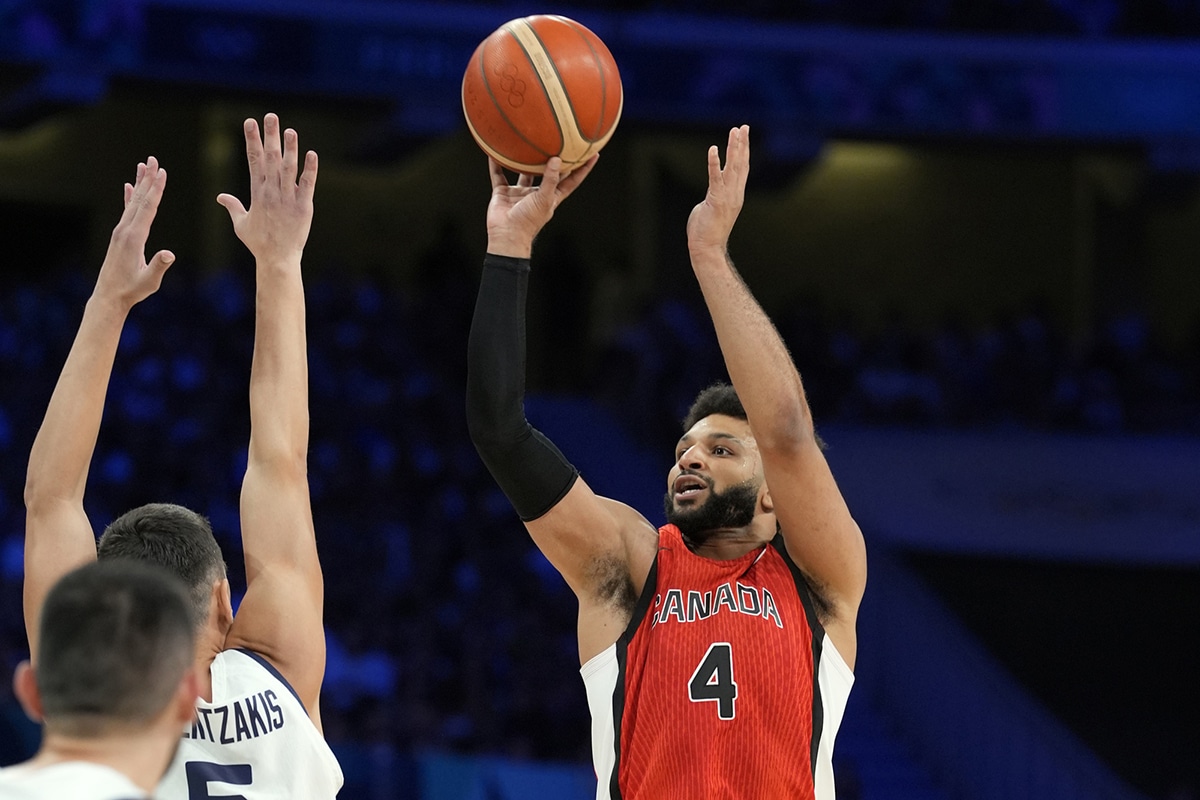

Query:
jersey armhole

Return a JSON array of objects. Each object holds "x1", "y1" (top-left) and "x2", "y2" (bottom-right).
[
  {"x1": 771, "y1": 534, "x2": 835, "y2": 635},
  {"x1": 233, "y1": 648, "x2": 308, "y2": 713},
  {"x1": 619, "y1": 554, "x2": 659, "y2": 646}
]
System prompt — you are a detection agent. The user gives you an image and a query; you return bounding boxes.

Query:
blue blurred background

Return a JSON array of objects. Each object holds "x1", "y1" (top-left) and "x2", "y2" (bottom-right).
[{"x1": 1, "y1": 1, "x2": 1199, "y2": 798}]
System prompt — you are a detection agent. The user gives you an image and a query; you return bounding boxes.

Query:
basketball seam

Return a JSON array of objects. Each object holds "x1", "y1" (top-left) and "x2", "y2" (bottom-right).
[
  {"x1": 558, "y1": 16, "x2": 608, "y2": 142},
  {"x1": 463, "y1": 104, "x2": 547, "y2": 172},
  {"x1": 480, "y1": 28, "x2": 556, "y2": 161},
  {"x1": 509, "y1": 20, "x2": 591, "y2": 164},
  {"x1": 552, "y1": 16, "x2": 623, "y2": 164},
  {"x1": 527, "y1": 19, "x2": 592, "y2": 143}
]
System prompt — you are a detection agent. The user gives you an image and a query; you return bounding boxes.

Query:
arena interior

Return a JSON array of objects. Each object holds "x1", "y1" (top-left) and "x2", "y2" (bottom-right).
[{"x1": 1, "y1": 1, "x2": 1199, "y2": 798}]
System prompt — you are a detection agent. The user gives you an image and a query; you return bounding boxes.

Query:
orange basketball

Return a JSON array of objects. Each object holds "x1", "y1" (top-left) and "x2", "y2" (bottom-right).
[{"x1": 462, "y1": 15, "x2": 623, "y2": 174}]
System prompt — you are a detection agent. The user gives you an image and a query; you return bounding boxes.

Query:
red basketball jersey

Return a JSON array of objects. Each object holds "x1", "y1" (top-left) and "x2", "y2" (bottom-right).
[{"x1": 581, "y1": 524, "x2": 853, "y2": 800}]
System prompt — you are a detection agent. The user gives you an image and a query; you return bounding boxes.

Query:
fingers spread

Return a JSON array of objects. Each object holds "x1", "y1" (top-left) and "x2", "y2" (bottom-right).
[
  {"x1": 129, "y1": 163, "x2": 166, "y2": 229},
  {"x1": 244, "y1": 118, "x2": 264, "y2": 189},
  {"x1": 730, "y1": 125, "x2": 750, "y2": 188},
  {"x1": 114, "y1": 159, "x2": 165, "y2": 249},
  {"x1": 488, "y1": 157, "x2": 509, "y2": 190},
  {"x1": 734, "y1": 125, "x2": 750, "y2": 172},
  {"x1": 263, "y1": 112, "x2": 282, "y2": 172},
  {"x1": 540, "y1": 157, "x2": 562, "y2": 193},
  {"x1": 298, "y1": 150, "x2": 318, "y2": 202},
  {"x1": 216, "y1": 192, "x2": 248, "y2": 220},
  {"x1": 282, "y1": 127, "x2": 299, "y2": 188},
  {"x1": 119, "y1": 162, "x2": 146, "y2": 225},
  {"x1": 556, "y1": 153, "x2": 598, "y2": 200},
  {"x1": 149, "y1": 249, "x2": 176, "y2": 275},
  {"x1": 143, "y1": 156, "x2": 158, "y2": 185},
  {"x1": 707, "y1": 144, "x2": 722, "y2": 184}
]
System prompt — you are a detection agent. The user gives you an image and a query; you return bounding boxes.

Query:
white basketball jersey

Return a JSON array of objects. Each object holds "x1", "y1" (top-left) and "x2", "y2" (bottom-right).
[
  {"x1": 156, "y1": 649, "x2": 343, "y2": 800},
  {"x1": 0, "y1": 761, "x2": 147, "y2": 799}
]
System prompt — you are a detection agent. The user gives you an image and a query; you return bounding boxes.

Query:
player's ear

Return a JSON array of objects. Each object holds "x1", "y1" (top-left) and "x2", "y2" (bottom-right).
[
  {"x1": 760, "y1": 484, "x2": 774, "y2": 514},
  {"x1": 13, "y1": 661, "x2": 44, "y2": 723},
  {"x1": 173, "y1": 667, "x2": 201, "y2": 725},
  {"x1": 213, "y1": 577, "x2": 234, "y2": 630}
]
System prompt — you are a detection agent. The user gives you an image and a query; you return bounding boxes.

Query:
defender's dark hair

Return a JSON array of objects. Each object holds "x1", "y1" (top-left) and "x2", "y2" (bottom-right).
[
  {"x1": 97, "y1": 503, "x2": 226, "y2": 629},
  {"x1": 682, "y1": 382, "x2": 746, "y2": 432},
  {"x1": 37, "y1": 559, "x2": 194, "y2": 737}
]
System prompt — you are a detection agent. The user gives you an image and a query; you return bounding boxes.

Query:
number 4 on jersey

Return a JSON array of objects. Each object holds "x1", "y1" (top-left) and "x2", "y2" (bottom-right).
[{"x1": 688, "y1": 642, "x2": 738, "y2": 720}]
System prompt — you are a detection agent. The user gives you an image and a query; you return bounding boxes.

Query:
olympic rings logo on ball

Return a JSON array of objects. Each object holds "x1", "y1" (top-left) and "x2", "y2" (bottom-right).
[
  {"x1": 463, "y1": 14, "x2": 623, "y2": 173},
  {"x1": 493, "y1": 63, "x2": 526, "y2": 108}
]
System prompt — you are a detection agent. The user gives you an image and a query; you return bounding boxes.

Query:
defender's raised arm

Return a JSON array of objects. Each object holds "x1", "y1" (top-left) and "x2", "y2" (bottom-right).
[
  {"x1": 216, "y1": 114, "x2": 327, "y2": 723},
  {"x1": 23, "y1": 160, "x2": 174, "y2": 660}
]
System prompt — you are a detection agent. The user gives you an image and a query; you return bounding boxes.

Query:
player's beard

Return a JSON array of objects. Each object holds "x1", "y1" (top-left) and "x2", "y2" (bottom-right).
[{"x1": 664, "y1": 477, "x2": 761, "y2": 546}]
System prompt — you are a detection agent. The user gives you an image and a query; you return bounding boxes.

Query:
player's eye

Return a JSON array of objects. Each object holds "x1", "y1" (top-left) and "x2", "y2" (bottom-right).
[{"x1": 713, "y1": 446, "x2": 730, "y2": 456}]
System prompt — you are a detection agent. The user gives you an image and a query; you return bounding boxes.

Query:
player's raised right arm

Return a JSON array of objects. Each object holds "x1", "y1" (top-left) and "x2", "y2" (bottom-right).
[
  {"x1": 466, "y1": 157, "x2": 657, "y2": 660},
  {"x1": 23, "y1": 160, "x2": 174, "y2": 660},
  {"x1": 216, "y1": 115, "x2": 327, "y2": 725}
]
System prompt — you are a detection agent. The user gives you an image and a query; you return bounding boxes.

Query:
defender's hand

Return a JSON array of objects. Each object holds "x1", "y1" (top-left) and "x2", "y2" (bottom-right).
[
  {"x1": 93, "y1": 157, "x2": 175, "y2": 310},
  {"x1": 217, "y1": 113, "x2": 318, "y2": 266}
]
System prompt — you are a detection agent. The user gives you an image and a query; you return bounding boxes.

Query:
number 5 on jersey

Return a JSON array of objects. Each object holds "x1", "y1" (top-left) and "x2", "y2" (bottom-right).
[
  {"x1": 186, "y1": 761, "x2": 252, "y2": 800},
  {"x1": 688, "y1": 642, "x2": 737, "y2": 720}
]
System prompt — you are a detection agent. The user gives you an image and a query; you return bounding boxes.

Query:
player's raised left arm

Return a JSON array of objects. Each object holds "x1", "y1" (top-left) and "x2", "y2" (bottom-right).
[
  {"x1": 687, "y1": 126, "x2": 866, "y2": 664},
  {"x1": 23, "y1": 161, "x2": 174, "y2": 662},
  {"x1": 217, "y1": 114, "x2": 327, "y2": 725}
]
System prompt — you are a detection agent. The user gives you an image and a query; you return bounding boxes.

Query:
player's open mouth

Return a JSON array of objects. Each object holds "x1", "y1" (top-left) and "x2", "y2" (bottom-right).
[{"x1": 673, "y1": 475, "x2": 709, "y2": 502}]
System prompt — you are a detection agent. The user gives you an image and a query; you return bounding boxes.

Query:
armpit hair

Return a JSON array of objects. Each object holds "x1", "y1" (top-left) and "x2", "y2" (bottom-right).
[
  {"x1": 799, "y1": 566, "x2": 838, "y2": 626},
  {"x1": 587, "y1": 554, "x2": 638, "y2": 615}
]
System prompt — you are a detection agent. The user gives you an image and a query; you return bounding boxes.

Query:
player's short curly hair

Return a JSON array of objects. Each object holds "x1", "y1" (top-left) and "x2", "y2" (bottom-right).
[
  {"x1": 681, "y1": 381, "x2": 826, "y2": 450},
  {"x1": 682, "y1": 382, "x2": 746, "y2": 432}
]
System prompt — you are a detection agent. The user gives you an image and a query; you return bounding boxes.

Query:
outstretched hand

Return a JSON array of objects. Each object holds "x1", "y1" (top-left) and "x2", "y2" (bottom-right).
[
  {"x1": 94, "y1": 157, "x2": 175, "y2": 310},
  {"x1": 217, "y1": 113, "x2": 318, "y2": 265},
  {"x1": 486, "y1": 155, "x2": 598, "y2": 259},
  {"x1": 687, "y1": 125, "x2": 750, "y2": 255}
]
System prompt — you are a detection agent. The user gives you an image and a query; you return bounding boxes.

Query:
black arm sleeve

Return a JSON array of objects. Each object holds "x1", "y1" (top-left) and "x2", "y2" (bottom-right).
[{"x1": 466, "y1": 253, "x2": 579, "y2": 521}]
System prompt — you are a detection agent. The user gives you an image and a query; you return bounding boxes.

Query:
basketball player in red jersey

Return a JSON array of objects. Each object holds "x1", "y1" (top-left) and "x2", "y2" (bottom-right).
[{"x1": 467, "y1": 126, "x2": 867, "y2": 799}]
